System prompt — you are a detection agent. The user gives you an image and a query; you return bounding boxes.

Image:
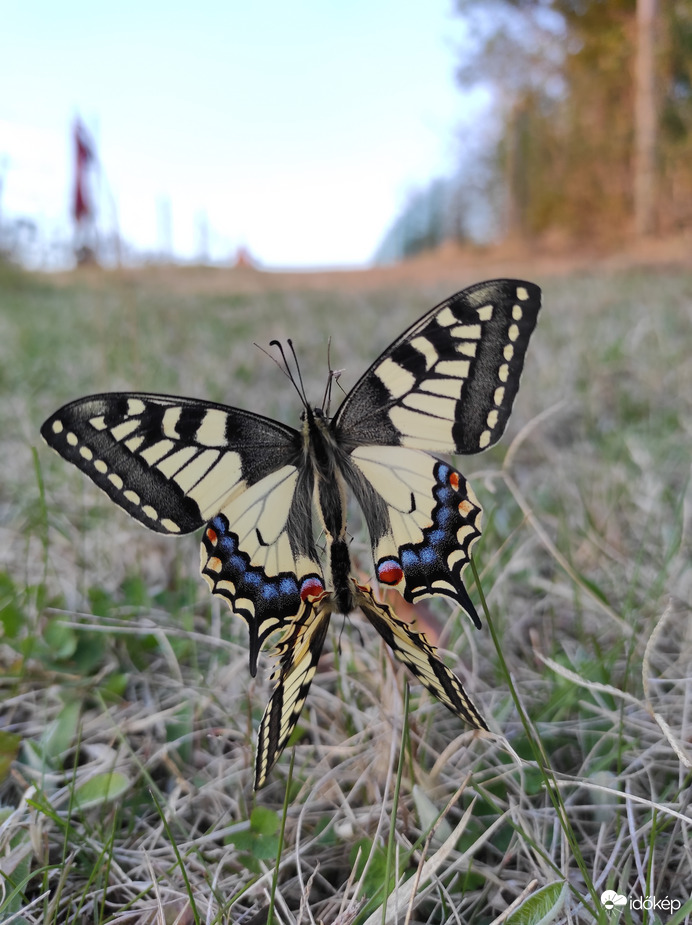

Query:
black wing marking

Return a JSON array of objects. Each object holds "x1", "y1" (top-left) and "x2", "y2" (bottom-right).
[{"x1": 332, "y1": 279, "x2": 541, "y2": 454}]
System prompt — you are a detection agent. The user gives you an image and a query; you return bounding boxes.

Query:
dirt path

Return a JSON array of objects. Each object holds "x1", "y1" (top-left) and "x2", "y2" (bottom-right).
[{"x1": 51, "y1": 232, "x2": 691, "y2": 295}]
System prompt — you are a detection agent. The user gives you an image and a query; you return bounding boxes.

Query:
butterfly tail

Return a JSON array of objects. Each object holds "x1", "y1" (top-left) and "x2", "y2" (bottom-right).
[
  {"x1": 355, "y1": 583, "x2": 488, "y2": 732},
  {"x1": 254, "y1": 596, "x2": 333, "y2": 789}
]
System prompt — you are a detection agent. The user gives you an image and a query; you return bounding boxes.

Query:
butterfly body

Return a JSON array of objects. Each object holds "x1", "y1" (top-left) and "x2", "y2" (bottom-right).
[
  {"x1": 302, "y1": 405, "x2": 355, "y2": 615},
  {"x1": 41, "y1": 279, "x2": 541, "y2": 788}
]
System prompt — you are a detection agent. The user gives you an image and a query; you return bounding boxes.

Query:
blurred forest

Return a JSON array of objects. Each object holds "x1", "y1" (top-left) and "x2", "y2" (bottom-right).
[{"x1": 377, "y1": 0, "x2": 692, "y2": 261}]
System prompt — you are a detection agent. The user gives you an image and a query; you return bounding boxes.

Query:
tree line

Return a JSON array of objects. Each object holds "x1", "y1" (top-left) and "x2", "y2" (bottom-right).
[{"x1": 377, "y1": 0, "x2": 691, "y2": 261}]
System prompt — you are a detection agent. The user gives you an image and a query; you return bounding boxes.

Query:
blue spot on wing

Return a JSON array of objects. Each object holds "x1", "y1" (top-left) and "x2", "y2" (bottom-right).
[
  {"x1": 419, "y1": 547, "x2": 437, "y2": 565},
  {"x1": 401, "y1": 550, "x2": 416, "y2": 569},
  {"x1": 201, "y1": 513, "x2": 309, "y2": 673},
  {"x1": 396, "y1": 462, "x2": 482, "y2": 625}
]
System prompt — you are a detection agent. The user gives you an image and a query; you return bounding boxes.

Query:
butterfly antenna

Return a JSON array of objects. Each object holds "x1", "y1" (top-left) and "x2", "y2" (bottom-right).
[
  {"x1": 255, "y1": 340, "x2": 290, "y2": 379},
  {"x1": 322, "y1": 338, "x2": 345, "y2": 416},
  {"x1": 285, "y1": 338, "x2": 310, "y2": 407},
  {"x1": 256, "y1": 339, "x2": 308, "y2": 408},
  {"x1": 321, "y1": 338, "x2": 333, "y2": 413}
]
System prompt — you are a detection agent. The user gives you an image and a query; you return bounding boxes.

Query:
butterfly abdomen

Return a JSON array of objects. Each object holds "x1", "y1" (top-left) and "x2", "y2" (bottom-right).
[
  {"x1": 312, "y1": 468, "x2": 355, "y2": 614},
  {"x1": 329, "y1": 537, "x2": 356, "y2": 615}
]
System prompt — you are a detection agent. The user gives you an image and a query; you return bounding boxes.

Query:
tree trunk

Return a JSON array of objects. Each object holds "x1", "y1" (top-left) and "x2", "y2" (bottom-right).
[{"x1": 634, "y1": 0, "x2": 658, "y2": 236}]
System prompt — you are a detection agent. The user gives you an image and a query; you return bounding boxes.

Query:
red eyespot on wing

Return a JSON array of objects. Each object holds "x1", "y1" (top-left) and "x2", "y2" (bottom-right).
[
  {"x1": 206, "y1": 527, "x2": 218, "y2": 545},
  {"x1": 449, "y1": 471, "x2": 460, "y2": 491},
  {"x1": 300, "y1": 577, "x2": 325, "y2": 601},
  {"x1": 377, "y1": 560, "x2": 404, "y2": 586}
]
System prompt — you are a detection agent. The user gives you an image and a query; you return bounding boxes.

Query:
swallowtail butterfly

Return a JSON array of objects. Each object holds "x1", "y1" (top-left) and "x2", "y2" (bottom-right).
[{"x1": 41, "y1": 279, "x2": 540, "y2": 788}]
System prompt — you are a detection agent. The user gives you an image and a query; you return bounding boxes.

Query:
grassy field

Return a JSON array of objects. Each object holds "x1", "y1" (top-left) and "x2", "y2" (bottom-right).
[{"x1": 1, "y1": 259, "x2": 691, "y2": 923}]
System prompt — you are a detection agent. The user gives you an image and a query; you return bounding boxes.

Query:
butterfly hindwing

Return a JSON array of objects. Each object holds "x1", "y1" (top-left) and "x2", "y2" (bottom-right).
[
  {"x1": 356, "y1": 583, "x2": 488, "y2": 732},
  {"x1": 201, "y1": 464, "x2": 325, "y2": 673},
  {"x1": 332, "y1": 279, "x2": 541, "y2": 455},
  {"x1": 254, "y1": 595, "x2": 332, "y2": 789},
  {"x1": 342, "y1": 446, "x2": 483, "y2": 625}
]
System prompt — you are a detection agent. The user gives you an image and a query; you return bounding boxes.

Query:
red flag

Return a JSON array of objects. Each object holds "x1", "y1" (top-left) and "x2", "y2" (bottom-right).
[{"x1": 73, "y1": 120, "x2": 95, "y2": 223}]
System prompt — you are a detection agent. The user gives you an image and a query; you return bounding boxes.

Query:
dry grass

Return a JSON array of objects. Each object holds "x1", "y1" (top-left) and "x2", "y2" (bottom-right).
[{"x1": 1, "y1": 259, "x2": 691, "y2": 923}]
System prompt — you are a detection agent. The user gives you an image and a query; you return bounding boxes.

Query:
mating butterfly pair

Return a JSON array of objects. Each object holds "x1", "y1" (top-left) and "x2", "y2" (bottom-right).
[{"x1": 41, "y1": 279, "x2": 541, "y2": 788}]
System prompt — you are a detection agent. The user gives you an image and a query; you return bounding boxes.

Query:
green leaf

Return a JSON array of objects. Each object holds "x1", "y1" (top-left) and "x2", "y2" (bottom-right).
[
  {"x1": 225, "y1": 808, "x2": 281, "y2": 869},
  {"x1": 250, "y1": 832, "x2": 280, "y2": 861},
  {"x1": 72, "y1": 771, "x2": 130, "y2": 809},
  {"x1": 0, "y1": 732, "x2": 21, "y2": 783},
  {"x1": 506, "y1": 882, "x2": 567, "y2": 925},
  {"x1": 100, "y1": 672, "x2": 129, "y2": 698},
  {"x1": 42, "y1": 700, "x2": 81, "y2": 762},
  {"x1": 43, "y1": 617, "x2": 78, "y2": 660},
  {"x1": 20, "y1": 741, "x2": 45, "y2": 773},
  {"x1": 0, "y1": 572, "x2": 23, "y2": 640},
  {"x1": 250, "y1": 806, "x2": 280, "y2": 836},
  {"x1": 667, "y1": 897, "x2": 692, "y2": 925},
  {"x1": 70, "y1": 631, "x2": 108, "y2": 675}
]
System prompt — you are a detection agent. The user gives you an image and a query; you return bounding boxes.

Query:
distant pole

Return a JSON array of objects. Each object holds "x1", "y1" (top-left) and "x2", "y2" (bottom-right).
[
  {"x1": 72, "y1": 117, "x2": 97, "y2": 264},
  {"x1": 634, "y1": 0, "x2": 657, "y2": 236}
]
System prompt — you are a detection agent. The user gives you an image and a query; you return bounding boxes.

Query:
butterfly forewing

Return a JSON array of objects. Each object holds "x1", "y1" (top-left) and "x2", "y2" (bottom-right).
[
  {"x1": 41, "y1": 393, "x2": 301, "y2": 534},
  {"x1": 332, "y1": 279, "x2": 541, "y2": 455},
  {"x1": 41, "y1": 393, "x2": 317, "y2": 674}
]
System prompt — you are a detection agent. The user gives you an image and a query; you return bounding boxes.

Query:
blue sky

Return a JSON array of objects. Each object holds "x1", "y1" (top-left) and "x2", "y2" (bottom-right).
[{"x1": 1, "y1": 1, "x2": 480, "y2": 267}]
